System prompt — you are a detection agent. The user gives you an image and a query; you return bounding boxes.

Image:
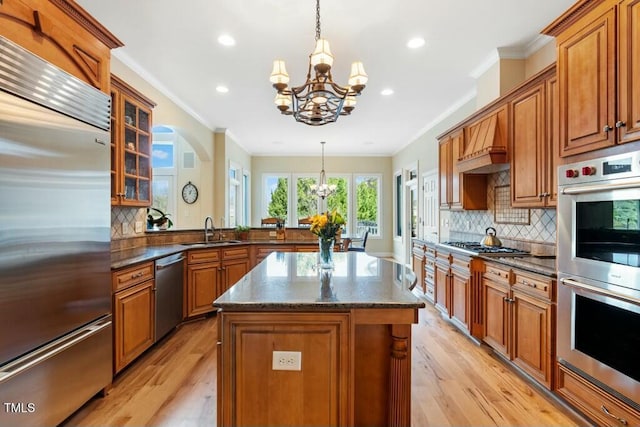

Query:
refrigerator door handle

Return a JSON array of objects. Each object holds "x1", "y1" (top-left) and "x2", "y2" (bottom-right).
[{"x1": 0, "y1": 319, "x2": 112, "y2": 384}]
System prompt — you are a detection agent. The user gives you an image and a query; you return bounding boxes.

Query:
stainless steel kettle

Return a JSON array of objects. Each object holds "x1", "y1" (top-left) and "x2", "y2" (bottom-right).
[{"x1": 481, "y1": 227, "x2": 502, "y2": 247}]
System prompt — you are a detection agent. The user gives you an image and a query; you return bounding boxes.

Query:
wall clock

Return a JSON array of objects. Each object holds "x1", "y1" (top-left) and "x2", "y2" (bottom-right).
[{"x1": 181, "y1": 181, "x2": 198, "y2": 204}]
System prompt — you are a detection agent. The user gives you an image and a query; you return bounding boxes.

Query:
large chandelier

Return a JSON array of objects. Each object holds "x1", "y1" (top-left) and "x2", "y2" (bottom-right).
[
  {"x1": 269, "y1": 0, "x2": 368, "y2": 126},
  {"x1": 310, "y1": 141, "x2": 336, "y2": 199}
]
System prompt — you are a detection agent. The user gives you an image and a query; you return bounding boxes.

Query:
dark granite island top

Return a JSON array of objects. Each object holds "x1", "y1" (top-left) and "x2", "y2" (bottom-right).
[
  {"x1": 215, "y1": 252, "x2": 424, "y2": 427},
  {"x1": 213, "y1": 251, "x2": 424, "y2": 311}
]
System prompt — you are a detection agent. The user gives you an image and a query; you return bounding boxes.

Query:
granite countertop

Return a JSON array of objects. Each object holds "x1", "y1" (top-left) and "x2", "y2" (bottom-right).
[
  {"x1": 480, "y1": 255, "x2": 557, "y2": 277},
  {"x1": 213, "y1": 252, "x2": 425, "y2": 311},
  {"x1": 111, "y1": 244, "x2": 185, "y2": 269},
  {"x1": 110, "y1": 240, "x2": 321, "y2": 270}
]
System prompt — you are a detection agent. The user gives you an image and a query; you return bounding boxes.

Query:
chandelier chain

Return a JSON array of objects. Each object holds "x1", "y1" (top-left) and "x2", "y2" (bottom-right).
[{"x1": 315, "y1": 0, "x2": 321, "y2": 41}]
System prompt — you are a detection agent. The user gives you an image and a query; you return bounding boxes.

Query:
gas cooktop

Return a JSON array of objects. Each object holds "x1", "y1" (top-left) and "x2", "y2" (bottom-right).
[{"x1": 440, "y1": 241, "x2": 530, "y2": 256}]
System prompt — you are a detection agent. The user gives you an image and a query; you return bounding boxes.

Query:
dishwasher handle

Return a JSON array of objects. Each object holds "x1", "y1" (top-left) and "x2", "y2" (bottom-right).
[{"x1": 156, "y1": 256, "x2": 185, "y2": 270}]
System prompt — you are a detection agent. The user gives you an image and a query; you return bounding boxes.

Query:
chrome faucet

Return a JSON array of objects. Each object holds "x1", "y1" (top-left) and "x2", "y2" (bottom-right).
[{"x1": 204, "y1": 216, "x2": 215, "y2": 243}]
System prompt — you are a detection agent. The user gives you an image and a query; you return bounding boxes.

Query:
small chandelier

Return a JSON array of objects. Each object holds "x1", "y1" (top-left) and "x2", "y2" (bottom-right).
[
  {"x1": 269, "y1": 0, "x2": 368, "y2": 126},
  {"x1": 310, "y1": 141, "x2": 336, "y2": 199}
]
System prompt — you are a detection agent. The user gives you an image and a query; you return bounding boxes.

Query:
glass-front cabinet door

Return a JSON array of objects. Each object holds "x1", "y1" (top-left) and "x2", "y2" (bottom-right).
[{"x1": 110, "y1": 75, "x2": 155, "y2": 206}]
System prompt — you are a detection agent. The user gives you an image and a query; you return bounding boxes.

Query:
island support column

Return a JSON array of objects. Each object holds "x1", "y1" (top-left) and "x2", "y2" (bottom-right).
[{"x1": 389, "y1": 325, "x2": 411, "y2": 427}]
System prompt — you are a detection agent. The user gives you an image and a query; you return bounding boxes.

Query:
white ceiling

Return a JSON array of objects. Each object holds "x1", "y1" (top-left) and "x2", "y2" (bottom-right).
[{"x1": 76, "y1": 0, "x2": 574, "y2": 157}]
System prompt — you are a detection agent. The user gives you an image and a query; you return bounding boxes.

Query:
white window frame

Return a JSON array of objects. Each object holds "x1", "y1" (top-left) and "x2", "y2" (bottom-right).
[
  {"x1": 393, "y1": 170, "x2": 403, "y2": 240},
  {"x1": 151, "y1": 128, "x2": 177, "y2": 226},
  {"x1": 353, "y1": 173, "x2": 382, "y2": 238},
  {"x1": 262, "y1": 173, "x2": 292, "y2": 226},
  {"x1": 242, "y1": 170, "x2": 251, "y2": 227},
  {"x1": 293, "y1": 173, "x2": 320, "y2": 226}
]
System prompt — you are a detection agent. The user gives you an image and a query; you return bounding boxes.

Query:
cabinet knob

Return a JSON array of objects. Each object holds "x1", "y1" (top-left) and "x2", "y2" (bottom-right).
[
  {"x1": 615, "y1": 120, "x2": 626, "y2": 128},
  {"x1": 603, "y1": 124, "x2": 613, "y2": 132}
]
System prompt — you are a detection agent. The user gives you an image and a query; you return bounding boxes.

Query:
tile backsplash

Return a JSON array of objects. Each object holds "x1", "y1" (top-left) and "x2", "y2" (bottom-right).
[
  {"x1": 449, "y1": 170, "x2": 556, "y2": 251},
  {"x1": 111, "y1": 206, "x2": 147, "y2": 240}
]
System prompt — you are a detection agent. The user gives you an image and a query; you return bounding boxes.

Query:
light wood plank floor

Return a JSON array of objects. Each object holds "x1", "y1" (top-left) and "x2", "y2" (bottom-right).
[{"x1": 63, "y1": 303, "x2": 586, "y2": 427}]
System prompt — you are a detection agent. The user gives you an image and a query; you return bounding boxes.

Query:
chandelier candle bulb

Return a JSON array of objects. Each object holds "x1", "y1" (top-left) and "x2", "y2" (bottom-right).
[
  {"x1": 348, "y1": 61, "x2": 368, "y2": 92},
  {"x1": 269, "y1": 60, "x2": 289, "y2": 90},
  {"x1": 310, "y1": 39, "x2": 334, "y2": 73}
]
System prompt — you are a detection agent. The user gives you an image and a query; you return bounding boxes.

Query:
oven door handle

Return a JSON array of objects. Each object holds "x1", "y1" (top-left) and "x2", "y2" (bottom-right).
[
  {"x1": 561, "y1": 178, "x2": 640, "y2": 195},
  {"x1": 560, "y1": 278, "x2": 640, "y2": 305}
]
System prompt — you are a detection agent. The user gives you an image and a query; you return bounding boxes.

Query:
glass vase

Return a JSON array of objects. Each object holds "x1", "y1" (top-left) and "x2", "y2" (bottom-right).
[
  {"x1": 318, "y1": 267, "x2": 336, "y2": 301},
  {"x1": 318, "y1": 237, "x2": 335, "y2": 268}
]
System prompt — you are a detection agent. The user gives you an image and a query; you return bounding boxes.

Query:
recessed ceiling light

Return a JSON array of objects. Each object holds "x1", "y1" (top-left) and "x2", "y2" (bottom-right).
[
  {"x1": 218, "y1": 34, "x2": 235, "y2": 46},
  {"x1": 407, "y1": 37, "x2": 425, "y2": 49},
  {"x1": 381, "y1": 88, "x2": 394, "y2": 96},
  {"x1": 216, "y1": 85, "x2": 229, "y2": 93}
]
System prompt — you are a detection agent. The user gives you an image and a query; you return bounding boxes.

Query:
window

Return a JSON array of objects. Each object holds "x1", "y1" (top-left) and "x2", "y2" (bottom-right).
[
  {"x1": 242, "y1": 171, "x2": 250, "y2": 226},
  {"x1": 296, "y1": 176, "x2": 318, "y2": 222},
  {"x1": 394, "y1": 172, "x2": 403, "y2": 238},
  {"x1": 355, "y1": 175, "x2": 380, "y2": 237},
  {"x1": 151, "y1": 126, "x2": 176, "y2": 226},
  {"x1": 228, "y1": 163, "x2": 251, "y2": 228},
  {"x1": 263, "y1": 173, "x2": 382, "y2": 237},
  {"x1": 228, "y1": 164, "x2": 240, "y2": 227},
  {"x1": 264, "y1": 175, "x2": 289, "y2": 224},
  {"x1": 325, "y1": 176, "x2": 349, "y2": 232}
]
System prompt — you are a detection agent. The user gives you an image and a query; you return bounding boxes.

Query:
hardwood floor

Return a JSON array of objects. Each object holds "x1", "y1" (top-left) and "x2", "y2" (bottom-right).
[{"x1": 63, "y1": 303, "x2": 585, "y2": 427}]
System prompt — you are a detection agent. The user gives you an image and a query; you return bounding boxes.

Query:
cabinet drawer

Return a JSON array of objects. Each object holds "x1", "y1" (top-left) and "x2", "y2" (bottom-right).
[
  {"x1": 188, "y1": 249, "x2": 220, "y2": 264},
  {"x1": 112, "y1": 261, "x2": 154, "y2": 292},
  {"x1": 295, "y1": 245, "x2": 318, "y2": 252},
  {"x1": 513, "y1": 270, "x2": 553, "y2": 300},
  {"x1": 557, "y1": 365, "x2": 640, "y2": 427},
  {"x1": 221, "y1": 246, "x2": 249, "y2": 260},
  {"x1": 425, "y1": 246, "x2": 436, "y2": 258},
  {"x1": 425, "y1": 269, "x2": 435, "y2": 285},
  {"x1": 483, "y1": 263, "x2": 512, "y2": 285},
  {"x1": 451, "y1": 255, "x2": 471, "y2": 273}
]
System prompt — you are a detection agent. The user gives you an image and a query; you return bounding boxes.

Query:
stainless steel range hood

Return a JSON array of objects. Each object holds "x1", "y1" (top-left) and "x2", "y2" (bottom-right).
[{"x1": 457, "y1": 106, "x2": 509, "y2": 174}]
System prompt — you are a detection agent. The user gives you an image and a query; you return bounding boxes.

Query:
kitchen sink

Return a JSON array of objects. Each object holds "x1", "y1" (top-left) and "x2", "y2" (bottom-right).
[{"x1": 181, "y1": 240, "x2": 242, "y2": 247}]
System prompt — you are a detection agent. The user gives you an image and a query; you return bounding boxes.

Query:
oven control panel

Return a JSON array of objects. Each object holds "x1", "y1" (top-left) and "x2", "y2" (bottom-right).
[{"x1": 559, "y1": 151, "x2": 640, "y2": 185}]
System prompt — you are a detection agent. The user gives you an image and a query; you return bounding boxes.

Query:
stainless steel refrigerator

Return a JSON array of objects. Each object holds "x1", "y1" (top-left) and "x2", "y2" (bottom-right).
[{"x1": 0, "y1": 36, "x2": 112, "y2": 426}]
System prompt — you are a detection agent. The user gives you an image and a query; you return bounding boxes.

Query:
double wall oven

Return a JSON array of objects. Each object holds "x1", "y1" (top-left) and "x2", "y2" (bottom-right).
[{"x1": 558, "y1": 152, "x2": 640, "y2": 409}]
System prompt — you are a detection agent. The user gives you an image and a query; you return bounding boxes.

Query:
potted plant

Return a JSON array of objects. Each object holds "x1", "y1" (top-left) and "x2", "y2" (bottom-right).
[
  {"x1": 147, "y1": 207, "x2": 173, "y2": 230},
  {"x1": 235, "y1": 225, "x2": 250, "y2": 240}
]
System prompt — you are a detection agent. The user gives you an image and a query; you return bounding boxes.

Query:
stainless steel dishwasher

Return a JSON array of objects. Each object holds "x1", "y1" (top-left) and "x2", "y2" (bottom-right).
[{"x1": 155, "y1": 253, "x2": 185, "y2": 342}]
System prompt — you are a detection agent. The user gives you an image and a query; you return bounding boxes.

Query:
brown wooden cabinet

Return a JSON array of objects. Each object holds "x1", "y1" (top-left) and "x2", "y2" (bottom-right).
[
  {"x1": 186, "y1": 246, "x2": 250, "y2": 317},
  {"x1": 434, "y1": 249, "x2": 451, "y2": 316},
  {"x1": 110, "y1": 75, "x2": 155, "y2": 206},
  {"x1": 411, "y1": 240, "x2": 426, "y2": 294},
  {"x1": 482, "y1": 261, "x2": 555, "y2": 390},
  {"x1": 0, "y1": 0, "x2": 122, "y2": 94},
  {"x1": 112, "y1": 262, "x2": 155, "y2": 373},
  {"x1": 510, "y1": 67, "x2": 559, "y2": 208},
  {"x1": 424, "y1": 244, "x2": 436, "y2": 303},
  {"x1": 557, "y1": 363, "x2": 640, "y2": 427},
  {"x1": 219, "y1": 246, "x2": 250, "y2": 296},
  {"x1": 218, "y1": 312, "x2": 351, "y2": 427},
  {"x1": 439, "y1": 130, "x2": 487, "y2": 210},
  {"x1": 450, "y1": 254, "x2": 472, "y2": 332},
  {"x1": 434, "y1": 249, "x2": 483, "y2": 338},
  {"x1": 545, "y1": 0, "x2": 640, "y2": 157},
  {"x1": 483, "y1": 263, "x2": 512, "y2": 356}
]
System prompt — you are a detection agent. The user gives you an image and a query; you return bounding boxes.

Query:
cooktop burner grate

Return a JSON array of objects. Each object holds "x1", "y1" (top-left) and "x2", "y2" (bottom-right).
[{"x1": 440, "y1": 241, "x2": 529, "y2": 256}]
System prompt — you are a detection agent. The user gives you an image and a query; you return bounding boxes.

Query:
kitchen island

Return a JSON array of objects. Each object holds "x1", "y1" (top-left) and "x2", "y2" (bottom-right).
[{"x1": 214, "y1": 251, "x2": 424, "y2": 427}]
